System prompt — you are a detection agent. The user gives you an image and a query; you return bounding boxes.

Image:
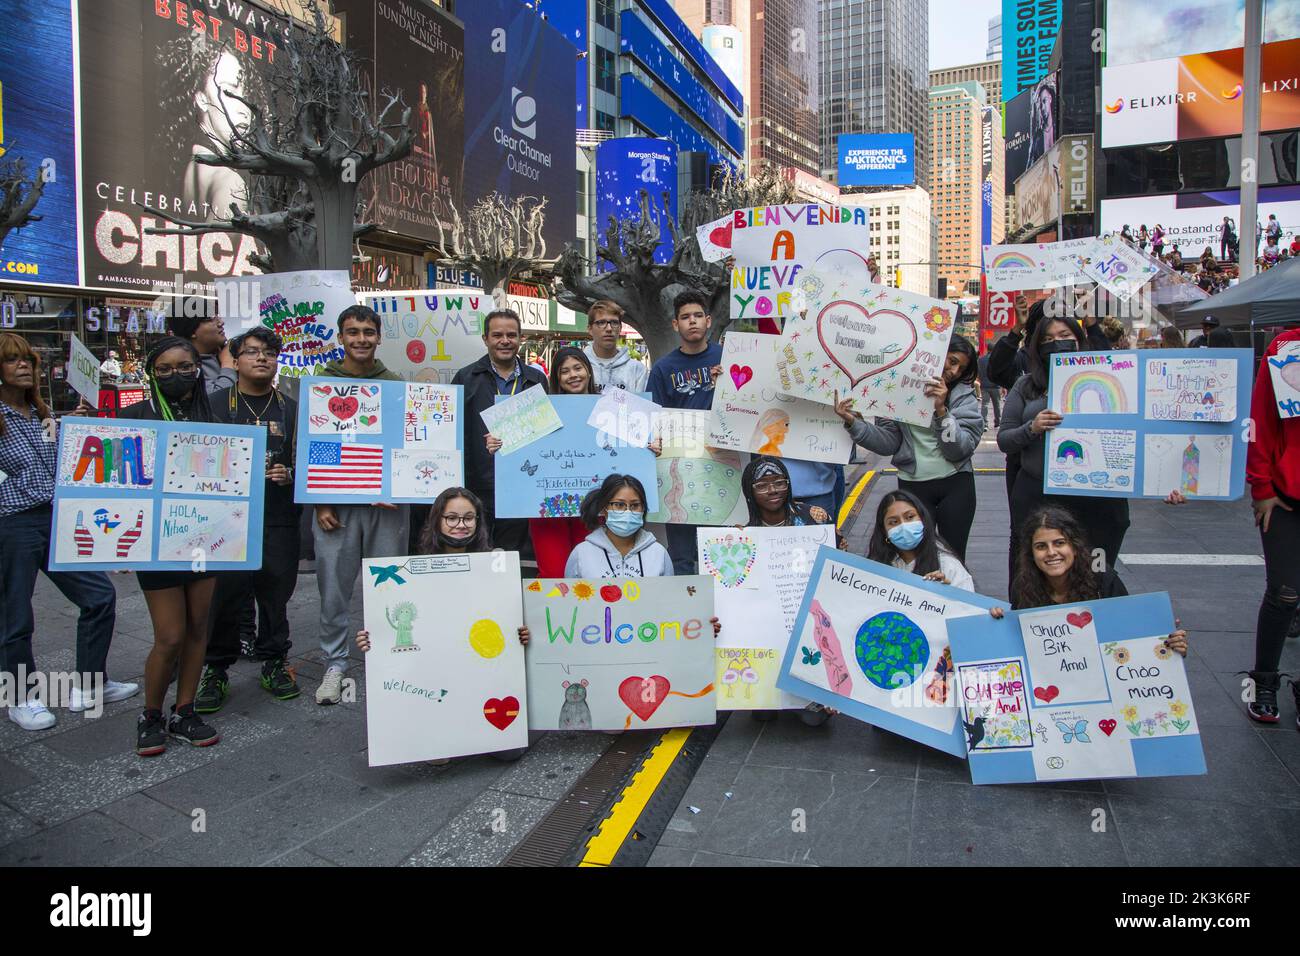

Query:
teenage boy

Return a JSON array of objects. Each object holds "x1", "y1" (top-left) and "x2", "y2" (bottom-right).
[
  {"x1": 312, "y1": 305, "x2": 407, "y2": 705},
  {"x1": 169, "y1": 301, "x2": 237, "y2": 394},
  {"x1": 453, "y1": 308, "x2": 548, "y2": 553},
  {"x1": 648, "y1": 290, "x2": 723, "y2": 573},
  {"x1": 197, "y1": 328, "x2": 301, "y2": 712},
  {"x1": 583, "y1": 300, "x2": 648, "y2": 393}
]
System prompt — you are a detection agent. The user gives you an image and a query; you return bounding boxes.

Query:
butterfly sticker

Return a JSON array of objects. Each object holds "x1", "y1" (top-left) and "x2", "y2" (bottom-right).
[
  {"x1": 1056, "y1": 719, "x2": 1091, "y2": 744},
  {"x1": 520, "y1": 459, "x2": 539, "y2": 476},
  {"x1": 801, "y1": 646, "x2": 822, "y2": 666}
]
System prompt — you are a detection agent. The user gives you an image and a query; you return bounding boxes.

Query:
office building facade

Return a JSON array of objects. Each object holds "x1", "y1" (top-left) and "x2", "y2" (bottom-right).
[
  {"x1": 929, "y1": 81, "x2": 987, "y2": 299},
  {"x1": 842, "y1": 187, "x2": 934, "y2": 296}
]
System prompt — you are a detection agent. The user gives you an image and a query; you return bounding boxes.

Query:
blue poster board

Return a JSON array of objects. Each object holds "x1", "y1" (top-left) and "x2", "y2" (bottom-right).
[
  {"x1": 494, "y1": 395, "x2": 659, "y2": 519},
  {"x1": 293, "y1": 377, "x2": 464, "y2": 506},
  {"x1": 49, "y1": 417, "x2": 265, "y2": 572},
  {"x1": 1043, "y1": 348, "x2": 1253, "y2": 500},
  {"x1": 949, "y1": 593, "x2": 1207, "y2": 785},
  {"x1": 776, "y1": 547, "x2": 1000, "y2": 757}
]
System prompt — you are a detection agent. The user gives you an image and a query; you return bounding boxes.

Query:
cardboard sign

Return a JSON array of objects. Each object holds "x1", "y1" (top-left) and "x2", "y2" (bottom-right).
[
  {"x1": 67, "y1": 335, "x2": 101, "y2": 404},
  {"x1": 1267, "y1": 341, "x2": 1300, "y2": 419},
  {"x1": 647, "y1": 410, "x2": 748, "y2": 526},
  {"x1": 480, "y1": 387, "x2": 562, "y2": 456},
  {"x1": 361, "y1": 290, "x2": 491, "y2": 385},
  {"x1": 216, "y1": 270, "x2": 357, "y2": 380}
]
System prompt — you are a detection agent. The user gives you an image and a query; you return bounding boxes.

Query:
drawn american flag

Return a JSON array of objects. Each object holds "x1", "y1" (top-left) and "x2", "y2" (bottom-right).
[{"x1": 307, "y1": 442, "x2": 384, "y2": 493}]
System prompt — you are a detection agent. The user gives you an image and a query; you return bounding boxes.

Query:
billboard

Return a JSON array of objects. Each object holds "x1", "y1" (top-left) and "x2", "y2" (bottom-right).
[
  {"x1": 1059, "y1": 134, "x2": 1094, "y2": 215},
  {"x1": 460, "y1": 0, "x2": 578, "y2": 258},
  {"x1": 1101, "y1": 37, "x2": 1300, "y2": 148},
  {"x1": 0, "y1": 0, "x2": 79, "y2": 289},
  {"x1": 702, "y1": 25, "x2": 744, "y2": 95},
  {"x1": 334, "y1": 0, "x2": 464, "y2": 244},
  {"x1": 1003, "y1": 71, "x2": 1057, "y2": 192},
  {"x1": 836, "y1": 133, "x2": 916, "y2": 187},
  {"x1": 1001, "y1": 0, "x2": 1062, "y2": 102},
  {"x1": 1014, "y1": 143, "x2": 1061, "y2": 231},
  {"x1": 981, "y1": 109, "x2": 995, "y2": 246},
  {"x1": 595, "y1": 137, "x2": 679, "y2": 267},
  {"x1": 1099, "y1": 185, "x2": 1300, "y2": 253},
  {"x1": 1103, "y1": 0, "x2": 1300, "y2": 67}
]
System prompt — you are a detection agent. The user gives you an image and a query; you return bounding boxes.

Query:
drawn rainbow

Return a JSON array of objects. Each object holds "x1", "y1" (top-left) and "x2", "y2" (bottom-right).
[
  {"x1": 1060, "y1": 370, "x2": 1129, "y2": 414},
  {"x1": 991, "y1": 251, "x2": 1037, "y2": 271},
  {"x1": 1055, "y1": 440, "x2": 1085, "y2": 463}
]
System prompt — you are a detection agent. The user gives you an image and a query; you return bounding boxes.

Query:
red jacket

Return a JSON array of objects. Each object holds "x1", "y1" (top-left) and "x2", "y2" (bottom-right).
[{"x1": 1247, "y1": 327, "x2": 1300, "y2": 501}]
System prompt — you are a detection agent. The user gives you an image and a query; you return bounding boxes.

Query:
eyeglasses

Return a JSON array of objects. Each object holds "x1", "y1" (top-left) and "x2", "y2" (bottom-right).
[
  {"x1": 442, "y1": 514, "x2": 477, "y2": 527},
  {"x1": 752, "y1": 479, "x2": 790, "y2": 493},
  {"x1": 239, "y1": 348, "x2": 279, "y2": 359},
  {"x1": 605, "y1": 501, "x2": 644, "y2": 513},
  {"x1": 153, "y1": 363, "x2": 198, "y2": 378},
  {"x1": 590, "y1": 319, "x2": 621, "y2": 329}
]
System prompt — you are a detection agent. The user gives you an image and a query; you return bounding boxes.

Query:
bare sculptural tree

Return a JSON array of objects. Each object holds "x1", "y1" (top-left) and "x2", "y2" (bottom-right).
[
  {"x1": 0, "y1": 154, "x2": 47, "y2": 251},
  {"x1": 143, "y1": 1, "x2": 410, "y2": 273},
  {"x1": 434, "y1": 192, "x2": 548, "y2": 306}
]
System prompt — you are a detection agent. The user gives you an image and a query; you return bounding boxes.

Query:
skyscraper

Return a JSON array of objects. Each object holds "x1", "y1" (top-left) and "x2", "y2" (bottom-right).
[
  {"x1": 929, "y1": 81, "x2": 987, "y2": 300},
  {"x1": 987, "y1": 13, "x2": 1002, "y2": 58},
  {"x1": 818, "y1": 0, "x2": 929, "y2": 184}
]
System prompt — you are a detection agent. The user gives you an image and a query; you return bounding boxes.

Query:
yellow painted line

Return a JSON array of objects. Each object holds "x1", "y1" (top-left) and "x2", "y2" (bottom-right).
[
  {"x1": 837, "y1": 469, "x2": 876, "y2": 529},
  {"x1": 579, "y1": 727, "x2": 692, "y2": 867}
]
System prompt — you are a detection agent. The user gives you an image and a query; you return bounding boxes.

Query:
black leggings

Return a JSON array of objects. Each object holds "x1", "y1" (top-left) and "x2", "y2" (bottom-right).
[
  {"x1": 1254, "y1": 494, "x2": 1300, "y2": 673},
  {"x1": 898, "y1": 471, "x2": 977, "y2": 562}
]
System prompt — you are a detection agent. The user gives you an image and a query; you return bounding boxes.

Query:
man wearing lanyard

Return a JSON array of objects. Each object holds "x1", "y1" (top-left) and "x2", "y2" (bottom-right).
[
  {"x1": 196, "y1": 327, "x2": 301, "y2": 713},
  {"x1": 453, "y1": 309, "x2": 548, "y2": 555}
]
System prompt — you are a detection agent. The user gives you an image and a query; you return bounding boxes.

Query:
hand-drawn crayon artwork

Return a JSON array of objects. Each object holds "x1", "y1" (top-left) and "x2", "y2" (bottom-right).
[
  {"x1": 162, "y1": 432, "x2": 254, "y2": 497},
  {"x1": 58, "y1": 423, "x2": 157, "y2": 490}
]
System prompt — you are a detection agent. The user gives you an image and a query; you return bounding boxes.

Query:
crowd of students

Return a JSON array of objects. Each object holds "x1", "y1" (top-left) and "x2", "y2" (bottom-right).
[{"x1": 0, "y1": 283, "x2": 1295, "y2": 760}]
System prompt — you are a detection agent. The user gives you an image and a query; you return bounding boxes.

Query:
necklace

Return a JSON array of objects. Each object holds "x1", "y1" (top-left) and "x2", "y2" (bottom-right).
[{"x1": 238, "y1": 390, "x2": 276, "y2": 425}]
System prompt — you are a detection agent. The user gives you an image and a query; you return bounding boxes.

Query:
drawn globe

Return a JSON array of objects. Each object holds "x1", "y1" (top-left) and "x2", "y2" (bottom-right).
[{"x1": 853, "y1": 612, "x2": 929, "y2": 689}]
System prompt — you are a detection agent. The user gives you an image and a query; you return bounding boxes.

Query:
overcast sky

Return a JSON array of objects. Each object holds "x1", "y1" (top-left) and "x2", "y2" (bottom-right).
[{"x1": 929, "y1": 0, "x2": 1002, "y2": 70}]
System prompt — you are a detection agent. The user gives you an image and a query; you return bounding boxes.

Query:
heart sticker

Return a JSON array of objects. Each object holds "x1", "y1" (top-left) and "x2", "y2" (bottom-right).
[
  {"x1": 815, "y1": 301, "x2": 917, "y2": 388},
  {"x1": 359, "y1": 414, "x2": 378, "y2": 427},
  {"x1": 619, "y1": 675, "x2": 671, "y2": 722},
  {"x1": 729, "y1": 364, "x2": 753, "y2": 390},
  {"x1": 1066, "y1": 611, "x2": 1093, "y2": 629},
  {"x1": 483, "y1": 696, "x2": 520, "y2": 730},
  {"x1": 312, "y1": 385, "x2": 333, "y2": 397},
  {"x1": 1098, "y1": 719, "x2": 1117, "y2": 736},
  {"x1": 1033, "y1": 685, "x2": 1059, "y2": 704},
  {"x1": 708, "y1": 221, "x2": 733, "y2": 251},
  {"x1": 329, "y1": 396, "x2": 359, "y2": 420},
  {"x1": 702, "y1": 535, "x2": 757, "y2": 588}
]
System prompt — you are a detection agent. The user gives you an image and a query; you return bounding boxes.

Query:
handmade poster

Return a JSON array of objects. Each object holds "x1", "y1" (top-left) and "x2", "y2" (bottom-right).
[
  {"x1": 360, "y1": 290, "x2": 491, "y2": 385},
  {"x1": 708, "y1": 332, "x2": 853, "y2": 465},
  {"x1": 67, "y1": 335, "x2": 101, "y2": 404},
  {"x1": 1043, "y1": 236, "x2": 1101, "y2": 286},
  {"x1": 776, "y1": 276, "x2": 959, "y2": 426},
  {"x1": 777, "y1": 548, "x2": 999, "y2": 756},
  {"x1": 1046, "y1": 348, "x2": 1253, "y2": 500},
  {"x1": 982, "y1": 243, "x2": 1055, "y2": 291},
  {"x1": 949, "y1": 593, "x2": 1206, "y2": 784},
  {"x1": 1267, "y1": 341, "x2": 1300, "y2": 419},
  {"x1": 699, "y1": 525, "x2": 834, "y2": 710},
  {"x1": 495, "y1": 396, "x2": 658, "y2": 519},
  {"x1": 50, "y1": 418, "x2": 265, "y2": 572},
  {"x1": 362, "y1": 551, "x2": 528, "y2": 766},
  {"x1": 588, "y1": 388, "x2": 660, "y2": 448},
  {"x1": 646, "y1": 411, "x2": 746, "y2": 526},
  {"x1": 293, "y1": 377, "x2": 464, "y2": 505},
  {"x1": 1144, "y1": 355, "x2": 1239, "y2": 422},
  {"x1": 216, "y1": 271, "x2": 356, "y2": 381},
  {"x1": 523, "y1": 575, "x2": 716, "y2": 731},
  {"x1": 1080, "y1": 234, "x2": 1159, "y2": 300},
  {"x1": 480, "y1": 388, "x2": 562, "y2": 456}
]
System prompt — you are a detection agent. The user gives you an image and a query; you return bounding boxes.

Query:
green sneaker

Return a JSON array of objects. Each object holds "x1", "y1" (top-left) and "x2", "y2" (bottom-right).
[
  {"x1": 195, "y1": 666, "x2": 229, "y2": 714},
  {"x1": 260, "y1": 659, "x2": 300, "y2": 701}
]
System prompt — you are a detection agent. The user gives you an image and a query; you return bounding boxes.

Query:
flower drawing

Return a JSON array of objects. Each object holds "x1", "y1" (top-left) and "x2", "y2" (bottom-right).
[{"x1": 923, "y1": 306, "x2": 952, "y2": 334}]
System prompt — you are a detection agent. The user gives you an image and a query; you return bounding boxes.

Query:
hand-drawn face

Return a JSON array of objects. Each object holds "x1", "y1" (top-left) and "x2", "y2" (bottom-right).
[
  {"x1": 562, "y1": 678, "x2": 589, "y2": 702},
  {"x1": 1031, "y1": 526, "x2": 1075, "y2": 581},
  {"x1": 557, "y1": 356, "x2": 590, "y2": 395},
  {"x1": 882, "y1": 499, "x2": 921, "y2": 531},
  {"x1": 943, "y1": 349, "x2": 970, "y2": 386},
  {"x1": 762, "y1": 418, "x2": 789, "y2": 443},
  {"x1": 393, "y1": 604, "x2": 417, "y2": 625},
  {"x1": 340, "y1": 316, "x2": 380, "y2": 364}
]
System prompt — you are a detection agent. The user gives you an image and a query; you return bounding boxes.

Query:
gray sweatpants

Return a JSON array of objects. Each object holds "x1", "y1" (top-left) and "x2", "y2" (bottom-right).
[{"x1": 312, "y1": 504, "x2": 410, "y2": 672}]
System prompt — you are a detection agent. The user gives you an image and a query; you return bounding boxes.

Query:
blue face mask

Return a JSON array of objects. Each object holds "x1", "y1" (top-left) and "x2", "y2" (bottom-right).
[
  {"x1": 887, "y1": 520, "x2": 925, "y2": 552},
  {"x1": 605, "y1": 510, "x2": 644, "y2": 538}
]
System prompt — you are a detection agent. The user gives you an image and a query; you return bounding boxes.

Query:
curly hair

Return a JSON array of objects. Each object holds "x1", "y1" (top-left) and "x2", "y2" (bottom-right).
[{"x1": 1011, "y1": 506, "x2": 1102, "y2": 610}]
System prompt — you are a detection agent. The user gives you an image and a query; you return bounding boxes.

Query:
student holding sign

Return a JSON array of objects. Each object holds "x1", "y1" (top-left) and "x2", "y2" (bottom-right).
[
  {"x1": 865, "y1": 490, "x2": 975, "y2": 592},
  {"x1": 1244, "y1": 327, "x2": 1300, "y2": 726}
]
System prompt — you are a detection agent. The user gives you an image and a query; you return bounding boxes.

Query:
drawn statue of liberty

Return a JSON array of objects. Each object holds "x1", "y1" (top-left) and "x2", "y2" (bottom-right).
[
  {"x1": 1180, "y1": 437, "x2": 1200, "y2": 495},
  {"x1": 386, "y1": 601, "x2": 420, "y2": 652}
]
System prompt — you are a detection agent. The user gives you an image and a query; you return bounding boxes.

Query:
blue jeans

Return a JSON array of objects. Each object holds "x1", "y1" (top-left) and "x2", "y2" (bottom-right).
[{"x1": 0, "y1": 505, "x2": 118, "y2": 694}]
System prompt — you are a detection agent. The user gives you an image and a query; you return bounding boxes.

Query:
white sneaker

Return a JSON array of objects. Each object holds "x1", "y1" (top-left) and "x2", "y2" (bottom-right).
[
  {"x1": 8, "y1": 702, "x2": 57, "y2": 731},
  {"x1": 315, "y1": 667, "x2": 345, "y2": 705},
  {"x1": 69, "y1": 680, "x2": 141, "y2": 713}
]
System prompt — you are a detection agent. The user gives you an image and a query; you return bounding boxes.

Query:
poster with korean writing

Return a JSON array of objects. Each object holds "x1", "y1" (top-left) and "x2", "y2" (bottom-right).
[
  {"x1": 646, "y1": 410, "x2": 748, "y2": 526},
  {"x1": 1267, "y1": 341, "x2": 1300, "y2": 419},
  {"x1": 363, "y1": 551, "x2": 528, "y2": 766},
  {"x1": 216, "y1": 271, "x2": 357, "y2": 381},
  {"x1": 495, "y1": 395, "x2": 658, "y2": 519},
  {"x1": 360, "y1": 290, "x2": 491, "y2": 385},
  {"x1": 293, "y1": 377, "x2": 463, "y2": 505},
  {"x1": 523, "y1": 575, "x2": 715, "y2": 731},
  {"x1": 949, "y1": 593, "x2": 1206, "y2": 784},
  {"x1": 708, "y1": 332, "x2": 853, "y2": 465},
  {"x1": 49, "y1": 418, "x2": 265, "y2": 572},
  {"x1": 775, "y1": 275, "x2": 959, "y2": 426},
  {"x1": 776, "y1": 548, "x2": 999, "y2": 757},
  {"x1": 699, "y1": 525, "x2": 835, "y2": 711},
  {"x1": 1046, "y1": 349, "x2": 1253, "y2": 500}
]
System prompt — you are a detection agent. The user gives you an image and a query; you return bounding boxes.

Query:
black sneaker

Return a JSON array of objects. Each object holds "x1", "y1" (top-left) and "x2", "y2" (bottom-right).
[
  {"x1": 260, "y1": 659, "x2": 300, "y2": 701},
  {"x1": 167, "y1": 706, "x2": 220, "y2": 747},
  {"x1": 1243, "y1": 670, "x2": 1280, "y2": 724},
  {"x1": 136, "y1": 712, "x2": 167, "y2": 757},
  {"x1": 195, "y1": 666, "x2": 229, "y2": 714}
]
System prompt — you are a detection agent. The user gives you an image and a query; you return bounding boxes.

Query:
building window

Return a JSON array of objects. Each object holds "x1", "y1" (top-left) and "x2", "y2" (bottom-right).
[
  {"x1": 596, "y1": 47, "x2": 616, "y2": 95},
  {"x1": 596, "y1": 0, "x2": 615, "y2": 30}
]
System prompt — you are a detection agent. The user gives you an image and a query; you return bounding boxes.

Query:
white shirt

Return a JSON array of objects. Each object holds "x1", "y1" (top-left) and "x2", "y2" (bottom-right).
[{"x1": 891, "y1": 550, "x2": 975, "y2": 592}]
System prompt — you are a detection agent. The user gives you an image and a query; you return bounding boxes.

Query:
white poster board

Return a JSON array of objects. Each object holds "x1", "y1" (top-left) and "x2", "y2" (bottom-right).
[
  {"x1": 1268, "y1": 341, "x2": 1300, "y2": 419},
  {"x1": 67, "y1": 335, "x2": 100, "y2": 403},
  {"x1": 361, "y1": 289, "x2": 491, "y2": 384}
]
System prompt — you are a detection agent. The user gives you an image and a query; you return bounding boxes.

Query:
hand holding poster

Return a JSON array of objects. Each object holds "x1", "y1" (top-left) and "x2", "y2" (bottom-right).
[
  {"x1": 646, "y1": 410, "x2": 747, "y2": 526},
  {"x1": 1267, "y1": 342, "x2": 1300, "y2": 418},
  {"x1": 67, "y1": 335, "x2": 101, "y2": 404},
  {"x1": 362, "y1": 551, "x2": 528, "y2": 766},
  {"x1": 523, "y1": 576, "x2": 716, "y2": 731},
  {"x1": 587, "y1": 388, "x2": 660, "y2": 447},
  {"x1": 948, "y1": 593, "x2": 1206, "y2": 784},
  {"x1": 480, "y1": 388, "x2": 562, "y2": 456},
  {"x1": 982, "y1": 243, "x2": 1055, "y2": 291},
  {"x1": 1080, "y1": 234, "x2": 1159, "y2": 300},
  {"x1": 216, "y1": 271, "x2": 357, "y2": 381}
]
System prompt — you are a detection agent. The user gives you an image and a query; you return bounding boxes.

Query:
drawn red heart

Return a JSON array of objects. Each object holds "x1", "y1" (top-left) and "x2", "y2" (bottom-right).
[
  {"x1": 600, "y1": 585, "x2": 622, "y2": 603},
  {"x1": 312, "y1": 385, "x2": 333, "y2": 397},
  {"x1": 406, "y1": 340, "x2": 426, "y2": 363},
  {"x1": 483, "y1": 696, "x2": 520, "y2": 730},
  {"x1": 815, "y1": 301, "x2": 916, "y2": 388},
  {"x1": 708, "y1": 220, "x2": 733, "y2": 251},
  {"x1": 729, "y1": 364, "x2": 753, "y2": 390},
  {"x1": 619, "y1": 675, "x2": 671, "y2": 722},
  {"x1": 1098, "y1": 719, "x2": 1117, "y2": 736},
  {"x1": 1066, "y1": 611, "x2": 1093, "y2": 629},
  {"x1": 328, "y1": 396, "x2": 359, "y2": 420},
  {"x1": 1033, "y1": 685, "x2": 1059, "y2": 704}
]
